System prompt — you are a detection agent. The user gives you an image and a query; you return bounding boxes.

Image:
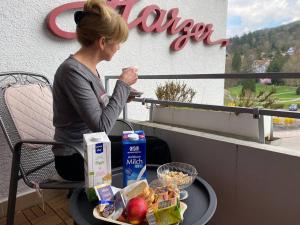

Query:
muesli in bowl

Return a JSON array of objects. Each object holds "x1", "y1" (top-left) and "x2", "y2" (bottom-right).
[{"x1": 157, "y1": 162, "x2": 198, "y2": 200}]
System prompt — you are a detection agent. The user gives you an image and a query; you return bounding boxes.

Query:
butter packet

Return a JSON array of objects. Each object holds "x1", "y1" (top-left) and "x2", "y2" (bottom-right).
[
  {"x1": 94, "y1": 184, "x2": 114, "y2": 202},
  {"x1": 94, "y1": 184, "x2": 115, "y2": 218}
]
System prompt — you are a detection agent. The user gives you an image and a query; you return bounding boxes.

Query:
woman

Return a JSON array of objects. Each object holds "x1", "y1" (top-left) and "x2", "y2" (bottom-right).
[{"x1": 52, "y1": 0, "x2": 137, "y2": 181}]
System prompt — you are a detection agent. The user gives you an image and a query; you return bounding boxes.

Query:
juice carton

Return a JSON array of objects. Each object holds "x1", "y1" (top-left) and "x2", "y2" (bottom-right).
[
  {"x1": 122, "y1": 130, "x2": 146, "y2": 187},
  {"x1": 83, "y1": 132, "x2": 111, "y2": 202}
]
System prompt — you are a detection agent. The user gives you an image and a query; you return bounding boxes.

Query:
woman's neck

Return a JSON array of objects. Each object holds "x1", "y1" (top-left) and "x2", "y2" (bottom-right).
[{"x1": 73, "y1": 47, "x2": 101, "y2": 76}]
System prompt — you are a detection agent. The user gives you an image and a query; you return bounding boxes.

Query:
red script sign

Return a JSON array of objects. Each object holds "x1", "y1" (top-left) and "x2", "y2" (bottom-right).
[{"x1": 47, "y1": 0, "x2": 229, "y2": 51}]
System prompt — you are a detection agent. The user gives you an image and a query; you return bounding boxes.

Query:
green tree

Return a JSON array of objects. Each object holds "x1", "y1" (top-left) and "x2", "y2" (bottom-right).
[
  {"x1": 268, "y1": 52, "x2": 288, "y2": 72},
  {"x1": 267, "y1": 53, "x2": 287, "y2": 85},
  {"x1": 232, "y1": 52, "x2": 241, "y2": 72},
  {"x1": 241, "y1": 79, "x2": 256, "y2": 92},
  {"x1": 241, "y1": 54, "x2": 253, "y2": 72},
  {"x1": 282, "y1": 52, "x2": 300, "y2": 86},
  {"x1": 267, "y1": 58, "x2": 281, "y2": 72},
  {"x1": 282, "y1": 52, "x2": 300, "y2": 72}
]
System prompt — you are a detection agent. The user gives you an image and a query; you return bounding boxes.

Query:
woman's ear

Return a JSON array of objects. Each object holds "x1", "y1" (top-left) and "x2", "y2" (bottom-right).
[{"x1": 98, "y1": 37, "x2": 106, "y2": 51}]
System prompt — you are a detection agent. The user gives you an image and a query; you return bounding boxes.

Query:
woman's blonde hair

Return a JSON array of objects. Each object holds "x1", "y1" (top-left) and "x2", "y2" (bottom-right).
[{"x1": 76, "y1": 0, "x2": 129, "y2": 47}]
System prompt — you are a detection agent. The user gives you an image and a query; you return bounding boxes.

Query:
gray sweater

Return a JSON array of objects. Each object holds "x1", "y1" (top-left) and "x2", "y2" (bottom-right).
[{"x1": 52, "y1": 55, "x2": 130, "y2": 156}]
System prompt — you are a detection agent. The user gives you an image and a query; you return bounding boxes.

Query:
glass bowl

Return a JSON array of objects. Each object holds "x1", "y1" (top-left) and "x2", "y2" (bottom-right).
[{"x1": 157, "y1": 162, "x2": 198, "y2": 200}]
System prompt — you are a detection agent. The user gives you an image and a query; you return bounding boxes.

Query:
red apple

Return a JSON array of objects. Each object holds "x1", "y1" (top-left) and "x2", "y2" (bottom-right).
[{"x1": 126, "y1": 197, "x2": 148, "y2": 224}]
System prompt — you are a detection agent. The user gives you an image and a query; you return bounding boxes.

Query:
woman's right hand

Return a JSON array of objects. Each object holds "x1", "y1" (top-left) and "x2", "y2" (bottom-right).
[{"x1": 119, "y1": 67, "x2": 138, "y2": 86}]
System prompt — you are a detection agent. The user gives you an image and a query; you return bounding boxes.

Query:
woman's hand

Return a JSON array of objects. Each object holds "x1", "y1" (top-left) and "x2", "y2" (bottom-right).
[
  {"x1": 127, "y1": 95, "x2": 136, "y2": 103},
  {"x1": 119, "y1": 67, "x2": 138, "y2": 86}
]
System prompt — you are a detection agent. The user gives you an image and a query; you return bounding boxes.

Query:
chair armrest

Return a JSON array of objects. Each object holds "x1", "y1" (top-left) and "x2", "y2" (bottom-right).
[
  {"x1": 13, "y1": 139, "x2": 82, "y2": 156},
  {"x1": 116, "y1": 119, "x2": 134, "y2": 131},
  {"x1": 11, "y1": 139, "x2": 84, "y2": 189}
]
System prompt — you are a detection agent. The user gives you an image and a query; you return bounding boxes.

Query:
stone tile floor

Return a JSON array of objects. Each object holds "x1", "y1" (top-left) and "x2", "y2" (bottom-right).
[{"x1": 0, "y1": 192, "x2": 73, "y2": 225}]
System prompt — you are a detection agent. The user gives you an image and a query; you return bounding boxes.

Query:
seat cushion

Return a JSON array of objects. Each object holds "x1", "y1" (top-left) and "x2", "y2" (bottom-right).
[{"x1": 4, "y1": 84, "x2": 54, "y2": 143}]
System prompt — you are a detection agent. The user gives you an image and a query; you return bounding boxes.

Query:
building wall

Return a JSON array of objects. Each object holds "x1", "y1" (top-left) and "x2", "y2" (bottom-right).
[{"x1": 0, "y1": 0, "x2": 228, "y2": 120}]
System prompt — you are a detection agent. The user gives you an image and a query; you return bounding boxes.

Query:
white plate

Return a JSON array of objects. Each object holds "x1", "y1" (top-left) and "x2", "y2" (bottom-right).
[{"x1": 93, "y1": 202, "x2": 187, "y2": 225}]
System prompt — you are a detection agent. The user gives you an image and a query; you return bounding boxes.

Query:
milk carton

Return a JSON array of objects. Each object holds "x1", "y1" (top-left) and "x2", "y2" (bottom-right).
[
  {"x1": 83, "y1": 132, "x2": 111, "y2": 202},
  {"x1": 122, "y1": 130, "x2": 146, "y2": 187}
]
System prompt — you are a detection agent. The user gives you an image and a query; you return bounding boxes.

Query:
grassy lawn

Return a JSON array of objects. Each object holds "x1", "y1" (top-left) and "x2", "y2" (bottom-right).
[{"x1": 227, "y1": 84, "x2": 300, "y2": 109}]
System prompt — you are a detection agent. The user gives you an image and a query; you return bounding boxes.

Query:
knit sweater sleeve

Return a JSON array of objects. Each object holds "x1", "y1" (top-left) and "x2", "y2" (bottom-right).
[{"x1": 61, "y1": 68, "x2": 130, "y2": 133}]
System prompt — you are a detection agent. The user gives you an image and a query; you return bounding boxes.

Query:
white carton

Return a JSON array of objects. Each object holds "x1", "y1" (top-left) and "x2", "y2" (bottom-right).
[{"x1": 83, "y1": 132, "x2": 111, "y2": 201}]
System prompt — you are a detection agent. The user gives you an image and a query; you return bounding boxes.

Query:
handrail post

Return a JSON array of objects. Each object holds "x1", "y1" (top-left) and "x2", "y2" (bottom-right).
[
  {"x1": 269, "y1": 118, "x2": 274, "y2": 141},
  {"x1": 149, "y1": 102, "x2": 154, "y2": 122},
  {"x1": 252, "y1": 107, "x2": 265, "y2": 144},
  {"x1": 123, "y1": 104, "x2": 128, "y2": 121},
  {"x1": 105, "y1": 77, "x2": 109, "y2": 93},
  {"x1": 258, "y1": 115, "x2": 265, "y2": 144}
]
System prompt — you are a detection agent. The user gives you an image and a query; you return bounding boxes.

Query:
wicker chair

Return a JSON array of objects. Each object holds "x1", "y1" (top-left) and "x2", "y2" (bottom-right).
[{"x1": 1, "y1": 72, "x2": 133, "y2": 225}]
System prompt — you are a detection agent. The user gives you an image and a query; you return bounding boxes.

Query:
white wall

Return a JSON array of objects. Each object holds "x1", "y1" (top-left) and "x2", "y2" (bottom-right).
[{"x1": 0, "y1": 0, "x2": 228, "y2": 120}]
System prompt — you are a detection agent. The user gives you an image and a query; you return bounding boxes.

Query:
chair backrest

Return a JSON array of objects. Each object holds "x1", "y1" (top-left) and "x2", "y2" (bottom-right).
[
  {"x1": 0, "y1": 72, "x2": 57, "y2": 186},
  {"x1": 5, "y1": 84, "x2": 54, "y2": 145},
  {"x1": 0, "y1": 72, "x2": 52, "y2": 146}
]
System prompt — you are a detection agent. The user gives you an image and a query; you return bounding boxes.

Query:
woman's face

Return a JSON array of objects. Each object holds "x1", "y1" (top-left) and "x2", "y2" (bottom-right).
[{"x1": 102, "y1": 40, "x2": 120, "y2": 61}]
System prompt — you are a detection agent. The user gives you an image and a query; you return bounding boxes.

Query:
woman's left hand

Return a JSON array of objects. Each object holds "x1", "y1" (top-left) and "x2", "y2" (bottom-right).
[{"x1": 127, "y1": 96, "x2": 135, "y2": 103}]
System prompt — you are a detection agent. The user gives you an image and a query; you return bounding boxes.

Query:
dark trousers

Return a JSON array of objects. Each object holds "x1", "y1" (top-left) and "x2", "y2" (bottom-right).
[{"x1": 55, "y1": 153, "x2": 84, "y2": 181}]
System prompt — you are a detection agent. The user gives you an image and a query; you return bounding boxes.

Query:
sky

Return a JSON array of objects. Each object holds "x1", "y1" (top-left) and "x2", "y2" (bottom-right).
[{"x1": 227, "y1": 0, "x2": 300, "y2": 37}]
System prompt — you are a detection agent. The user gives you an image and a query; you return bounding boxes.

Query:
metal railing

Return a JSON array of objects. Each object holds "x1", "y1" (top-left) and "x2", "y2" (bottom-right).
[{"x1": 105, "y1": 73, "x2": 300, "y2": 144}]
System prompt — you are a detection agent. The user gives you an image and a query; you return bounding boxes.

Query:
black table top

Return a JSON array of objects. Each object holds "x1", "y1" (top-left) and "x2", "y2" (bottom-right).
[{"x1": 69, "y1": 165, "x2": 217, "y2": 225}]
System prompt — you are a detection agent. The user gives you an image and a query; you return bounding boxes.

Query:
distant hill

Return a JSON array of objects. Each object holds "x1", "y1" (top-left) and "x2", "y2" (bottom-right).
[
  {"x1": 227, "y1": 20, "x2": 300, "y2": 56},
  {"x1": 225, "y1": 20, "x2": 300, "y2": 87}
]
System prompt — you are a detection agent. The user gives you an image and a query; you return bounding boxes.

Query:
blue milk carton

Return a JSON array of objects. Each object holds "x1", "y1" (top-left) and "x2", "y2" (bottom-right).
[{"x1": 122, "y1": 130, "x2": 146, "y2": 187}]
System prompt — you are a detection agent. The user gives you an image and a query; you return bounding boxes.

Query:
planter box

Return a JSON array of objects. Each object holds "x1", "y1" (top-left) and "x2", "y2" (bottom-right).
[{"x1": 152, "y1": 107, "x2": 271, "y2": 141}]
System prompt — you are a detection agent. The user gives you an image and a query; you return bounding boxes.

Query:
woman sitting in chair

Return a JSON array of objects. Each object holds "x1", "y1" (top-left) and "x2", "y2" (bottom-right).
[{"x1": 52, "y1": 0, "x2": 137, "y2": 181}]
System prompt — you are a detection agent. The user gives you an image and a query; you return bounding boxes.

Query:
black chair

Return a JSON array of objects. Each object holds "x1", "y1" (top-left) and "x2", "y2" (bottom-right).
[
  {"x1": 0, "y1": 72, "x2": 133, "y2": 225},
  {"x1": 0, "y1": 72, "x2": 84, "y2": 225}
]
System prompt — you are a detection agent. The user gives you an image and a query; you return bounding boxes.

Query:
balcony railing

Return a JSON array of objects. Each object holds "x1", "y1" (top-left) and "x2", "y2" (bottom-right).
[{"x1": 105, "y1": 72, "x2": 300, "y2": 144}]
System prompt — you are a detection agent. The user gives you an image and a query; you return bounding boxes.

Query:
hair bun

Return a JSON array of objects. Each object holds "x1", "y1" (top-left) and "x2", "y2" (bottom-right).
[
  {"x1": 84, "y1": 0, "x2": 109, "y2": 18},
  {"x1": 74, "y1": 11, "x2": 88, "y2": 25},
  {"x1": 76, "y1": 0, "x2": 129, "y2": 47}
]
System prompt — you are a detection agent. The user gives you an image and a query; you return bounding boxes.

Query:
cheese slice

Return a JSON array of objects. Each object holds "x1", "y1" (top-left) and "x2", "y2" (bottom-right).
[{"x1": 123, "y1": 180, "x2": 148, "y2": 201}]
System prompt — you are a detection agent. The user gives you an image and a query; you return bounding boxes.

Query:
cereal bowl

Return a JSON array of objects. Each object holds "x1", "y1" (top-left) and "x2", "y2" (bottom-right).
[{"x1": 157, "y1": 162, "x2": 198, "y2": 199}]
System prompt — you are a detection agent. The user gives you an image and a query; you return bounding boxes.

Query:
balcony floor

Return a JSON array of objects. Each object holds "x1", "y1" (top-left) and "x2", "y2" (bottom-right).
[{"x1": 0, "y1": 193, "x2": 73, "y2": 225}]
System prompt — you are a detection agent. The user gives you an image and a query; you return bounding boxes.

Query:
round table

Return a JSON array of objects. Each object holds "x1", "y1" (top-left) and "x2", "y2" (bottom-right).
[{"x1": 70, "y1": 165, "x2": 217, "y2": 225}]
